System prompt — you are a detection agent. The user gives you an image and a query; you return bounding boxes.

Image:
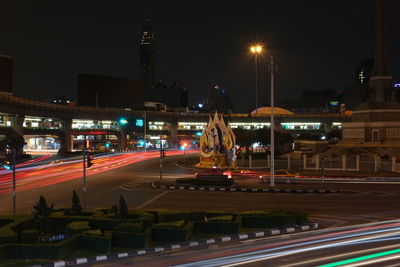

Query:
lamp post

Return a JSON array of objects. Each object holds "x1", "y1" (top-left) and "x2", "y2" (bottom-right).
[
  {"x1": 269, "y1": 55, "x2": 277, "y2": 187},
  {"x1": 250, "y1": 45, "x2": 262, "y2": 113}
]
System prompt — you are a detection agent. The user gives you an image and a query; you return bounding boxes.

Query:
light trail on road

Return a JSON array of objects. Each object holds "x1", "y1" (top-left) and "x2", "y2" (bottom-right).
[
  {"x1": 169, "y1": 220, "x2": 400, "y2": 267},
  {"x1": 0, "y1": 150, "x2": 197, "y2": 194}
]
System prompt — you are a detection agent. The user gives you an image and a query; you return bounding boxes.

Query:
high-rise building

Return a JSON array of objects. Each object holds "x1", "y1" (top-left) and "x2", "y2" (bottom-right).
[
  {"x1": 0, "y1": 55, "x2": 12, "y2": 93},
  {"x1": 140, "y1": 15, "x2": 155, "y2": 88},
  {"x1": 203, "y1": 85, "x2": 235, "y2": 114},
  {"x1": 355, "y1": 59, "x2": 374, "y2": 85}
]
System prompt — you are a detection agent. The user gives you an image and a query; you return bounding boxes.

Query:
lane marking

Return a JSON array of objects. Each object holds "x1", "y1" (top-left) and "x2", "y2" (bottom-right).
[{"x1": 136, "y1": 191, "x2": 169, "y2": 209}]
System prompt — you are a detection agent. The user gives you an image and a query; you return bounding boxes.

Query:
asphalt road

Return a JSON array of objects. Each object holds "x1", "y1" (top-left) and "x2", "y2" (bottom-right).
[
  {"x1": 0, "y1": 151, "x2": 194, "y2": 214},
  {"x1": 90, "y1": 220, "x2": 400, "y2": 267}
]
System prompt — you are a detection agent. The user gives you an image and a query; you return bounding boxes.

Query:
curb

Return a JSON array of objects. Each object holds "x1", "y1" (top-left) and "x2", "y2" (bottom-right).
[
  {"x1": 35, "y1": 222, "x2": 318, "y2": 267},
  {"x1": 152, "y1": 182, "x2": 343, "y2": 194}
]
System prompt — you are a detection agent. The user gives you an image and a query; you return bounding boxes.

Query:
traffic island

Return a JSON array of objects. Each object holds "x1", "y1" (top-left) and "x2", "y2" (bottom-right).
[{"x1": 0, "y1": 194, "x2": 318, "y2": 266}]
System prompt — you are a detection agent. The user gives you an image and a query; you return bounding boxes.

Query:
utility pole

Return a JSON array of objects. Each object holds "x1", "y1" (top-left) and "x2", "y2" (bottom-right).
[
  {"x1": 269, "y1": 56, "x2": 277, "y2": 187},
  {"x1": 159, "y1": 138, "x2": 163, "y2": 184},
  {"x1": 144, "y1": 111, "x2": 147, "y2": 152},
  {"x1": 12, "y1": 148, "x2": 16, "y2": 215},
  {"x1": 82, "y1": 138, "x2": 87, "y2": 211}
]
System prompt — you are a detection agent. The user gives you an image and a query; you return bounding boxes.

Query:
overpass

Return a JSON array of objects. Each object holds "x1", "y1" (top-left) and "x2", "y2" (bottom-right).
[{"x1": 0, "y1": 92, "x2": 351, "y2": 152}]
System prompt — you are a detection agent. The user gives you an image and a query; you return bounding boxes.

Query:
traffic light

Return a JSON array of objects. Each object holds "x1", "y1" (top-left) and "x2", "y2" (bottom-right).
[
  {"x1": 119, "y1": 118, "x2": 128, "y2": 125},
  {"x1": 87, "y1": 155, "x2": 94, "y2": 168},
  {"x1": 2, "y1": 160, "x2": 11, "y2": 170},
  {"x1": 161, "y1": 149, "x2": 166, "y2": 158}
]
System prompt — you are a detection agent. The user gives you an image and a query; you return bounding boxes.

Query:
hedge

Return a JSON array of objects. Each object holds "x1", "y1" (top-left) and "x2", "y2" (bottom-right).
[
  {"x1": 77, "y1": 234, "x2": 111, "y2": 254},
  {"x1": 148, "y1": 210, "x2": 205, "y2": 223},
  {"x1": 113, "y1": 222, "x2": 143, "y2": 233},
  {"x1": 110, "y1": 227, "x2": 151, "y2": 249},
  {"x1": 151, "y1": 222, "x2": 194, "y2": 242},
  {"x1": 241, "y1": 210, "x2": 308, "y2": 228},
  {"x1": 0, "y1": 215, "x2": 34, "y2": 244},
  {"x1": 21, "y1": 229, "x2": 39, "y2": 243},
  {"x1": 50, "y1": 211, "x2": 154, "y2": 231},
  {"x1": 0, "y1": 235, "x2": 78, "y2": 260},
  {"x1": 175, "y1": 178, "x2": 233, "y2": 187},
  {"x1": 194, "y1": 215, "x2": 242, "y2": 235},
  {"x1": 0, "y1": 233, "x2": 111, "y2": 260},
  {"x1": 66, "y1": 221, "x2": 91, "y2": 236}
]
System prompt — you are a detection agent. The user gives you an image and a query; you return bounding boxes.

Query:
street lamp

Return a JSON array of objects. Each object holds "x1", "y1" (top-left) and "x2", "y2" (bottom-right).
[
  {"x1": 250, "y1": 45, "x2": 263, "y2": 113},
  {"x1": 182, "y1": 142, "x2": 188, "y2": 165},
  {"x1": 268, "y1": 55, "x2": 277, "y2": 187}
]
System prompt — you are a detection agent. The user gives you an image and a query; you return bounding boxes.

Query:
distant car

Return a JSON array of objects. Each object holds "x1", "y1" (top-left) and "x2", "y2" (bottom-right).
[{"x1": 259, "y1": 169, "x2": 300, "y2": 184}]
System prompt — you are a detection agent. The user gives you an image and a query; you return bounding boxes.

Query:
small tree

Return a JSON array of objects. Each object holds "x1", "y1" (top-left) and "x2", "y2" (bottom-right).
[
  {"x1": 33, "y1": 195, "x2": 54, "y2": 233},
  {"x1": 111, "y1": 205, "x2": 119, "y2": 216},
  {"x1": 119, "y1": 195, "x2": 128, "y2": 218},
  {"x1": 71, "y1": 190, "x2": 82, "y2": 214}
]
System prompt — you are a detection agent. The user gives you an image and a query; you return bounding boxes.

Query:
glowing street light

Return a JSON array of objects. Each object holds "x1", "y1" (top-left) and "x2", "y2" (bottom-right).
[{"x1": 250, "y1": 45, "x2": 263, "y2": 113}]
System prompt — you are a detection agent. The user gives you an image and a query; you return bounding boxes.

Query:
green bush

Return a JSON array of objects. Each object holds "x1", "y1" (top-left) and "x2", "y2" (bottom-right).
[
  {"x1": 113, "y1": 222, "x2": 143, "y2": 233},
  {"x1": 66, "y1": 221, "x2": 91, "y2": 236},
  {"x1": 152, "y1": 222, "x2": 194, "y2": 242},
  {"x1": 21, "y1": 229, "x2": 39, "y2": 243},
  {"x1": 110, "y1": 227, "x2": 151, "y2": 249},
  {"x1": 149, "y1": 210, "x2": 205, "y2": 223},
  {"x1": 84, "y1": 229, "x2": 102, "y2": 236},
  {"x1": 155, "y1": 220, "x2": 185, "y2": 228},
  {"x1": 194, "y1": 215, "x2": 241, "y2": 235},
  {"x1": 77, "y1": 234, "x2": 111, "y2": 254},
  {"x1": 208, "y1": 215, "x2": 233, "y2": 222},
  {"x1": 0, "y1": 235, "x2": 78, "y2": 260},
  {"x1": 0, "y1": 215, "x2": 34, "y2": 244}
]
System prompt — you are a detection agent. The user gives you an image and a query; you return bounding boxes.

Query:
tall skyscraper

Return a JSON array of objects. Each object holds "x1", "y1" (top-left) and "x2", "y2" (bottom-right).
[{"x1": 140, "y1": 15, "x2": 156, "y2": 88}]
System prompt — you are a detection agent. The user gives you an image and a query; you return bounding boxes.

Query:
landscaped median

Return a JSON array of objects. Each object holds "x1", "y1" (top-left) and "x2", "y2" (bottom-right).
[{"x1": 0, "y1": 194, "x2": 317, "y2": 266}]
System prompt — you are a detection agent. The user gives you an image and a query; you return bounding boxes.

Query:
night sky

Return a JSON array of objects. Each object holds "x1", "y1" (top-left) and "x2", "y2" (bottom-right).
[{"x1": 0, "y1": 0, "x2": 399, "y2": 112}]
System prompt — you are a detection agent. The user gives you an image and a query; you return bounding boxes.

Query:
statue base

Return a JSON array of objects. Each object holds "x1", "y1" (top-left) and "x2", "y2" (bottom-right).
[{"x1": 196, "y1": 153, "x2": 231, "y2": 168}]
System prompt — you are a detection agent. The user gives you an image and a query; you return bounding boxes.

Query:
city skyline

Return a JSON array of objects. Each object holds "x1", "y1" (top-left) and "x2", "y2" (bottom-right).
[{"x1": 0, "y1": 0, "x2": 399, "y2": 112}]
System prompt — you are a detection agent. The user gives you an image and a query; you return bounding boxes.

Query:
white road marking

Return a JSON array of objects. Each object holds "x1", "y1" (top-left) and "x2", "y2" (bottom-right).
[{"x1": 136, "y1": 191, "x2": 169, "y2": 209}]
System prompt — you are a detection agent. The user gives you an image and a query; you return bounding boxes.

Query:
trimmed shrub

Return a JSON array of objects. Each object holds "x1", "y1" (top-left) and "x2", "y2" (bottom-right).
[
  {"x1": 149, "y1": 210, "x2": 205, "y2": 223},
  {"x1": 111, "y1": 227, "x2": 151, "y2": 249},
  {"x1": 119, "y1": 196, "x2": 128, "y2": 218},
  {"x1": 66, "y1": 221, "x2": 91, "y2": 236},
  {"x1": 208, "y1": 215, "x2": 233, "y2": 222},
  {"x1": 175, "y1": 178, "x2": 233, "y2": 187},
  {"x1": 77, "y1": 234, "x2": 111, "y2": 254},
  {"x1": 194, "y1": 215, "x2": 241, "y2": 235},
  {"x1": 0, "y1": 235, "x2": 79, "y2": 260},
  {"x1": 241, "y1": 210, "x2": 308, "y2": 228},
  {"x1": 113, "y1": 222, "x2": 143, "y2": 233},
  {"x1": 71, "y1": 190, "x2": 82, "y2": 214},
  {"x1": 152, "y1": 222, "x2": 194, "y2": 242},
  {"x1": 155, "y1": 220, "x2": 185, "y2": 228},
  {"x1": 0, "y1": 215, "x2": 34, "y2": 244},
  {"x1": 21, "y1": 229, "x2": 39, "y2": 243},
  {"x1": 84, "y1": 229, "x2": 102, "y2": 236}
]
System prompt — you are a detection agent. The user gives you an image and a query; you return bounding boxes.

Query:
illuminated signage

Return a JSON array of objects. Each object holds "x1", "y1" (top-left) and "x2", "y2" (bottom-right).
[{"x1": 136, "y1": 119, "x2": 144, "y2": 127}]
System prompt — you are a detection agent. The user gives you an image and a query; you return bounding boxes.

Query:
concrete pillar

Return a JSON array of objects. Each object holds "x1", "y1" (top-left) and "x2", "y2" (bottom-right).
[
  {"x1": 59, "y1": 119, "x2": 73, "y2": 153},
  {"x1": 315, "y1": 154, "x2": 320, "y2": 170},
  {"x1": 287, "y1": 154, "x2": 291, "y2": 170},
  {"x1": 267, "y1": 154, "x2": 271, "y2": 168},
  {"x1": 119, "y1": 127, "x2": 127, "y2": 151},
  {"x1": 249, "y1": 155, "x2": 252, "y2": 169},
  {"x1": 342, "y1": 154, "x2": 347, "y2": 171},
  {"x1": 303, "y1": 154, "x2": 307, "y2": 170},
  {"x1": 12, "y1": 114, "x2": 25, "y2": 136},
  {"x1": 169, "y1": 122, "x2": 178, "y2": 149},
  {"x1": 391, "y1": 156, "x2": 397, "y2": 172},
  {"x1": 356, "y1": 155, "x2": 360, "y2": 171},
  {"x1": 241, "y1": 154, "x2": 245, "y2": 167},
  {"x1": 374, "y1": 155, "x2": 379, "y2": 173}
]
